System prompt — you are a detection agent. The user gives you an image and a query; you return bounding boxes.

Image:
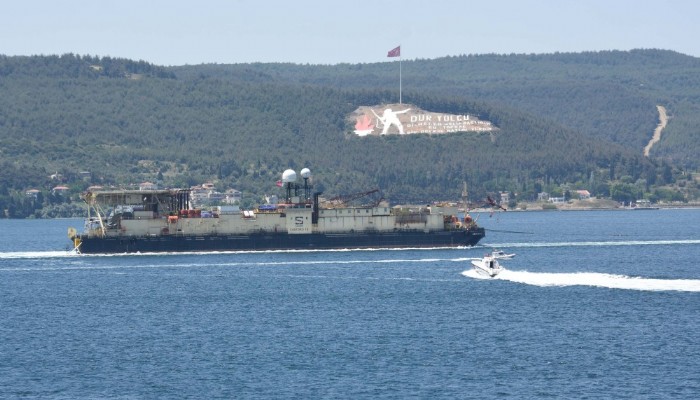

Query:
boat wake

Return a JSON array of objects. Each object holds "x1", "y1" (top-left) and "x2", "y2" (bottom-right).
[
  {"x1": 0, "y1": 246, "x2": 473, "y2": 260},
  {"x1": 484, "y1": 239, "x2": 700, "y2": 249},
  {"x1": 0, "y1": 251, "x2": 77, "y2": 259},
  {"x1": 2, "y1": 239, "x2": 697, "y2": 260},
  {"x1": 462, "y1": 269, "x2": 700, "y2": 292}
]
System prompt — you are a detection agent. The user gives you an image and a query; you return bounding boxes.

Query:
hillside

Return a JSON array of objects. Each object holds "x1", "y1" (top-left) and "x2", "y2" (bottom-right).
[
  {"x1": 0, "y1": 52, "x2": 698, "y2": 217},
  {"x1": 173, "y1": 49, "x2": 700, "y2": 167}
]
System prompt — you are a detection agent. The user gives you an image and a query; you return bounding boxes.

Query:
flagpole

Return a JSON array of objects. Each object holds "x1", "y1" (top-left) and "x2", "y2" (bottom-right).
[{"x1": 387, "y1": 45, "x2": 402, "y2": 104}]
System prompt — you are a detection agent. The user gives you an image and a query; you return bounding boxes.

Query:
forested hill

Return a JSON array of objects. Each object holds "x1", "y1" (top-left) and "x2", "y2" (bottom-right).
[
  {"x1": 173, "y1": 49, "x2": 700, "y2": 167},
  {"x1": 0, "y1": 54, "x2": 175, "y2": 79},
  {"x1": 0, "y1": 51, "x2": 698, "y2": 216}
]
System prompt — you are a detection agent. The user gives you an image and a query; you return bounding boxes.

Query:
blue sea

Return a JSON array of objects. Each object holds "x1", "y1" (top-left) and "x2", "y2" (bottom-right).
[{"x1": 1, "y1": 209, "x2": 699, "y2": 399}]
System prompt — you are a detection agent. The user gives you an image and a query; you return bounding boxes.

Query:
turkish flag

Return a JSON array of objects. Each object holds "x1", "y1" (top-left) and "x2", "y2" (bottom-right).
[{"x1": 387, "y1": 46, "x2": 401, "y2": 57}]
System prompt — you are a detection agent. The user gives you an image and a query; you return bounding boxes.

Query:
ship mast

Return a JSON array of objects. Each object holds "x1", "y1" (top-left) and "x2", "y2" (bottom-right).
[
  {"x1": 461, "y1": 181, "x2": 469, "y2": 211},
  {"x1": 282, "y1": 168, "x2": 313, "y2": 204},
  {"x1": 300, "y1": 168, "x2": 312, "y2": 202}
]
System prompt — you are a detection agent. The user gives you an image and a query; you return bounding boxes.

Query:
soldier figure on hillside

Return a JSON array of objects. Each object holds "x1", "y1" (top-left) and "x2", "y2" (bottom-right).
[{"x1": 371, "y1": 107, "x2": 411, "y2": 135}]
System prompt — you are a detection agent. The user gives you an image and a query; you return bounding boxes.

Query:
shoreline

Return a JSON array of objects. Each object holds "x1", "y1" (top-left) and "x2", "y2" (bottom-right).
[
  {"x1": 2, "y1": 203, "x2": 699, "y2": 221},
  {"x1": 468, "y1": 199, "x2": 700, "y2": 213}
]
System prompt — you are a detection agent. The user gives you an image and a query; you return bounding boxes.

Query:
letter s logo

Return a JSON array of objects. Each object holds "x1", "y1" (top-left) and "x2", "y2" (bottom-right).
[{"x1": 295, "y1": 216, "x2": 304, "y2": 225}]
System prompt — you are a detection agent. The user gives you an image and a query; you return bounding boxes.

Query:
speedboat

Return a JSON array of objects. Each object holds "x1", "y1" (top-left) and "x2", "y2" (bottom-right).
[
  {"x1": 471, "y1": 255, "x2": 504, "y2": 277},
  {"x1": 491, "y1": 249, "x2": 515, "y2": 260}
]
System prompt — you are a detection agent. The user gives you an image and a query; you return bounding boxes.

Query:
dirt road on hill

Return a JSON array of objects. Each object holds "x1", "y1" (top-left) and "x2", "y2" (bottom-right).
[{"x1": 644, "y1": 105, "x2": 667, "y2": 156}]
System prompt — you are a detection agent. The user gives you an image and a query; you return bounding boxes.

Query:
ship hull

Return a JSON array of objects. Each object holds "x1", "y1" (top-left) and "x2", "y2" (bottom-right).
[{"x1": 76, "y1": 228, "x2": 485, "y2": 254}]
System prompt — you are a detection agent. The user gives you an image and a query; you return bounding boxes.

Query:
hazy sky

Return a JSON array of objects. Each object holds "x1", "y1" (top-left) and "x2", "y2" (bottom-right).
[{"x1": 2, "y1": 0, "x2": 698, "y2": 65}]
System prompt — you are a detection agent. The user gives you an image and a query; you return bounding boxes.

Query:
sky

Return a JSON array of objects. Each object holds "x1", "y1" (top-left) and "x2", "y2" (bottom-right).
[{"x1": 2, "y1": 0, "x2": 699, "y2": 66}]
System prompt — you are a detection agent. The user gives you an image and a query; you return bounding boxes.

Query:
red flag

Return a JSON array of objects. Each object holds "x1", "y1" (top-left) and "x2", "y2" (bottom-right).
[
  {"x1": 387, "y1": 46, "x2": 400, "y2": 58},
  {"x1": 276, "y1": 180, "x2": 283, "y2": 187}
]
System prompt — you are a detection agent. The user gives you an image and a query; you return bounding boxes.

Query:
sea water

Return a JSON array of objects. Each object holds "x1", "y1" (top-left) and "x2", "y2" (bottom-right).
[{"x1": 1, "y1": 210, "x2": 699, "y2": 398}]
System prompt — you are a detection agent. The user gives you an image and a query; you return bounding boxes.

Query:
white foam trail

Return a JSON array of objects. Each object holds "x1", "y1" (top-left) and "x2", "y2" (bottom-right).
[
  {"x1": 0, "y1": 246, "x2": 472, "y2": 259},
  {"x1": 462, "y1": 269, "x2": 494, "y2": 280},
  {"x1": 462, "y1": 269, "x2": 700, "y2": 292},
  {"x1": 0, "y1": 251, "x2": 77, "y2": 259},
  {"x1": 487, "y1": 239, "x2": 700, "y2": 249},
  {"x1": 2, "y1": 239, "x2": 697, "y2": 260}
]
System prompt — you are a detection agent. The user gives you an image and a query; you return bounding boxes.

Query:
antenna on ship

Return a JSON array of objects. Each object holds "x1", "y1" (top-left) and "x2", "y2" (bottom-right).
[
  {"x1": 300, "y1": 168, "x2": 312, "y2": 202},
  {"x1": 282, "y1": 169, "x2": 297, "y2": 204},
  {"x1": 462, "y1": 181, "x2": 469, "y2": 210}
]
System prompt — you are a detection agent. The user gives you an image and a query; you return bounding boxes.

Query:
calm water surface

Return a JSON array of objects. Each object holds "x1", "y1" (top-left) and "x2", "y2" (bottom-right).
[{"x1": 1, "y1": 210, "x2": 699, "y2": 398}]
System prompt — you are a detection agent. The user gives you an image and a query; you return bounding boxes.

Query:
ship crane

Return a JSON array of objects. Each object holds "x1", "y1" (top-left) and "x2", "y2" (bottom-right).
[{"x1": 327, "y1": 189, "x2": 383, "y2": 208}]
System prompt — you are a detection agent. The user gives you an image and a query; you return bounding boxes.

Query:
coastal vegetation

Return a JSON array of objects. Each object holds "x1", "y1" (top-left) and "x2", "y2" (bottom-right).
[{"x1": 1, "y1": 51, "x2": 699, "y2": 218}]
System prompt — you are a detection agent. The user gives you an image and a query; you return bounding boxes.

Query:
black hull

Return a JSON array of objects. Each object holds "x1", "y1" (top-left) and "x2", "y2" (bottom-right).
[{"x1": 76, "y1": 228, "x2": 485, "y2": 254}]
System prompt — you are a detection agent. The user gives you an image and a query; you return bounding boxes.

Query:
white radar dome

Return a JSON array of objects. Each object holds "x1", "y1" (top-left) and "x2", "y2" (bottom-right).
[
  {"x1": 300, "y1": 168, "x2": 311, "y2": 179},
  {"x1": 282, "y1": 169, "x2": 297, "y2": 183}
]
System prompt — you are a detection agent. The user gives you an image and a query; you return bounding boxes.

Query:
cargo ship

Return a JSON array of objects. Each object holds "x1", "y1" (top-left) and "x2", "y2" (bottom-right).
[{"x1": 68, "y1": 168, "x2": 485, "y2": 254}]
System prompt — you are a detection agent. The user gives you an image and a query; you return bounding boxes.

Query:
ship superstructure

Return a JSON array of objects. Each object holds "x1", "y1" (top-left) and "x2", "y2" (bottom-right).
[{"x1": 69, "y1": 168, "x2": 484, "y2": 253}]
